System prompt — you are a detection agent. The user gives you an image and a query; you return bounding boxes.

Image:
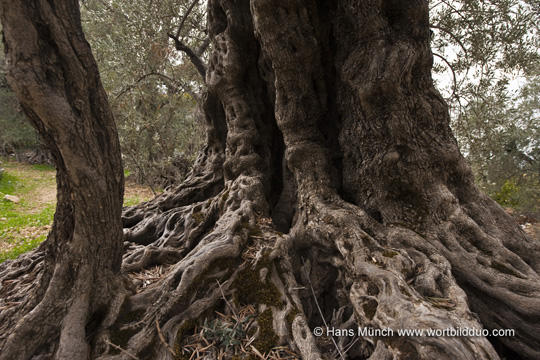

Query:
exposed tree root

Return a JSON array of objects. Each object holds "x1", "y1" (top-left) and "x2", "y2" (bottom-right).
[{"x1": 2, "y1": 0, "x2": 540, "y2": 359}]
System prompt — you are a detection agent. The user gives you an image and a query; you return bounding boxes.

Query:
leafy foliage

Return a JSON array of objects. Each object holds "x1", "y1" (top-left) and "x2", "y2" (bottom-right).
[
  {"x1": 201, "y1": 316, "x2": 251, "y2": 351},
  {"x1": 81, "y1": 0, "x2": 207, "y2": 188},
  {"x1": 0, "y1": 167, "x2": 54, "y2": 263},
  {"x1": 0, "y1": 39, "x2": 39, "y2": 156},
  {"x1": 430, "y1": 0, "x2": 540, "y2": 213}
]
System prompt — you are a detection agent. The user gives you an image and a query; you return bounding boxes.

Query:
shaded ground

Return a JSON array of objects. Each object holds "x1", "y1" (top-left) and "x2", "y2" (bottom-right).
[{"x1": 505, "y1": 207, "x2": 540, "y2": 239}]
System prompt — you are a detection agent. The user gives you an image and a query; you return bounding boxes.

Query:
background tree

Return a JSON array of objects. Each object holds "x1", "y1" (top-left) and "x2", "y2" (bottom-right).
[
  {"x1": 0, "y1": 1, "x2": 126, "y2": 359},
  {"x1": 0, "y1": 34, "x2": 39, "y2": 158},
  {"x1": 1, "y1": 1, "x2": 540, "y2": 360},
  {"x1": 459, "y1": 74, "x2": 540, "y2": 213},
  {"x1": 430, "y1": 0, "x2": 540, "y2": 214},
  {"x1": 80, "y1": 0, "x2": 207, "y2": 189}
]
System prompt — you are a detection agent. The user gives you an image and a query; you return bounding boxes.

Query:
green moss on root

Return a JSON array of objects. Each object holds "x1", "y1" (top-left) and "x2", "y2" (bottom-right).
[
  {"x1": 253, "y1": 309, "x2": 278, "y2": 354},
  {"x1": 233, "y1": 255, "x2": 283, "y2": 307},
  {"x1": 285, "y1": 307, "x2": 301, "y2": 335},
  {"x1": 362, "y1": 299, "x2": 378, "y2": 320},
  {"x1": 381, "y1": 250, "x2": 399, "y2": 258},
  {"x1": 192, "y1": 211, "x2": 205, "y2": 223},
  {"x1": 399, "y1": 285, "x2": 411, "y2": 298}
]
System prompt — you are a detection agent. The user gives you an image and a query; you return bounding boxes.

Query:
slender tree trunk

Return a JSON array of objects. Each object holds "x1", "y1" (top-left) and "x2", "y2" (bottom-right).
[
  {"x1": 0, "y1": 1, "x2": 126, "y2": 359},
  {"x1": 1, "y1": 0, "x2": 540, "y2": 359}
]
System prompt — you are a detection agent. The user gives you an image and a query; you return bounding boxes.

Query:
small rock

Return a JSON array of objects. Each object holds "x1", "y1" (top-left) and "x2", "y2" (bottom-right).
[
  {"x1": 3, "y1": 194, "x2": 20, "y2": 204},
  {"x1": 0, "y1": 217, "x2": 7, "y2": 221}
]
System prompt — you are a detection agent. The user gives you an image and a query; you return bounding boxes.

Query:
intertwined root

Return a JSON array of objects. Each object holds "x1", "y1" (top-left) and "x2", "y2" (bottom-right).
[
  {"x1": 89, "y1": 178, "x2": 532, "y2": 359},
  {"x1": 1, "y1": 171, "x2": 539, "y2": 359}
]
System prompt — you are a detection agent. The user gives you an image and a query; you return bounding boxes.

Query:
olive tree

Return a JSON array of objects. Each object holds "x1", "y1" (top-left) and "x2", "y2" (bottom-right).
[{"x1": 1, "y1": 1, "x2": 540, "y2": 359}]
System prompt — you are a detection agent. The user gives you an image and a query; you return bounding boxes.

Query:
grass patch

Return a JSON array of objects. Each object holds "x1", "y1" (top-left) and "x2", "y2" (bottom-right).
[
  {"x1": 0, "y1": 164, "x2": 56, "y2": 263},
  {"x1": 0, "y1": 160, "x2": 156, "y2": 263},
  {"x1": 124, "y1": 195, "x2": 145, "y2": 207},
  {"x1": 31, "y1": 164, "x2": 55, "y2": 172},
  {"x1": 0, "y1": 204, "x2": 55, "y2": 241},
  {"x1": 0, "y1": 235, "x2": 46, "y2": 263},
  {"x1": 0, "y1": 171, "x2": 20, "y2": 195}
]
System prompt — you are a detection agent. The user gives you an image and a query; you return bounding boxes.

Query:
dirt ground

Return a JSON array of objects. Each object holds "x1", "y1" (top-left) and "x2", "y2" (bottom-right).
[{"x1": 0, "y1": 161, "x2": 157, "y2": 256}]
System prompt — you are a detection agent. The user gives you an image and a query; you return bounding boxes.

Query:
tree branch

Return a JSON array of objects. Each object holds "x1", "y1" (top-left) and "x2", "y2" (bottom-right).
[
  {"x1": 168, "y1": 0, "x2": 207, "y2": 82},
  {"x1": 430, "y1": 24, "x2": 469, "y2": 59},
  {"x1": 167, "y1": 33, "x2": 207, "y2": 82},
  {"x1": 114, "y1": 72, "x2": 200, "y2": 105},
  {"x1": 196, "y1": 37, "x2": 211, "y2": 57},
  {"x1": 433, "y1": 53, "x2": 459, "y2": 100},
  {"x1": 175, "y1": 0, "x2": 200, "y2": 39}
]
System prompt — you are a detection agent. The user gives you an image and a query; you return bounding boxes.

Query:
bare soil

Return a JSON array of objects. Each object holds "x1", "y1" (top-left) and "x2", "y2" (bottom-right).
[{"x1": 0, "y1": 161, "x2": 157, "y2": 255}]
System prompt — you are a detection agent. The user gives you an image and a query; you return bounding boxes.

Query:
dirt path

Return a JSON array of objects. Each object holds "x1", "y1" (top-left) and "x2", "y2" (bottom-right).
[{"x1": 1, "y1": 161, "x2": 157, "y2": 260}]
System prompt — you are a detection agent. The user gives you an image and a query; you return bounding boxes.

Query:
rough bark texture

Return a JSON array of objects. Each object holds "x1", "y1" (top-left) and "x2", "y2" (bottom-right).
[
  {"x1": 1, "y1": 0, "x2": 540, "y2": 359},
  {"x1": 0, "y1": 1, "x2": 126, "y2": 359}
]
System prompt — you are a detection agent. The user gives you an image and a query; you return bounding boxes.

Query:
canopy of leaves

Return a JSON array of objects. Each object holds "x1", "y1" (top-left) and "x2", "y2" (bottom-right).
[
  {"x1": 80, "y1": 0, "x2": 208, "y2": 188},
  {"x1": 0, "y1": 38, "x2": 38, "y2": 155},
  {"x1": 430, "y1": 0, "x2": 540, "y2": 213}
]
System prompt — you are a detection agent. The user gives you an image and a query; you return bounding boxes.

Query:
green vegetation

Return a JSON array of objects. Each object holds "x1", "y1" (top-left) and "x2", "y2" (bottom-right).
[
  {"x1": 252, "y1": 309, "x2": 278, "y2": 354},
  {"x1": 123, "y1": 195, "x2": 148, "y2": 207},
  {"x1": 0, "y1": 163, "x2": 55, "y2": 263},
  {"x1": 430, "y1": 1, "x2": 540, "y2": 216},
  {"x1": 0, "y1": 170, "x2": 18, "y2": 194},
  {"x1": 0, "y1": 161, "x2": 155, "y2": 263},
  {"x1": 31, "y1": 164, "x2": 55, "y2": 172},
  {"x1": 201, "y1": 316, "x2": 250, "y2": 351},
  {"x1": 80, "y1": 0, "x2": 207, "y2": 188},
  {"x1": 0, "y1": 235, "x2": 48, "y2": 264},
  {"x1": 233, "y1": 255, "x2": 283, "y2": 308}
]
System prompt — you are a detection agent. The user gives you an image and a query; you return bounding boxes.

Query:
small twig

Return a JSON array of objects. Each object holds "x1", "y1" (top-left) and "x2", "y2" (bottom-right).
[
  {"x1": 301, "y1": 257, "x2": 345, "y2": 360},
  {"x1": 250, "y1": 345, "x2": 266, "y2": 359},
  {"x1": 167, "y1": 33, "x2": 207, "y2": 81},
  {"x1": 216, "y1": 279, "x2": 238, "y2": 319},
  {"x1": 105, "y1": 340, "x2": 140, "y2": 360},
  {"x1": 114, "y1": 71, "x2": 200, "y2": 104},
  {"x1": 156, "y1": 319, "x2": 177, "y2": 356},
  {"x1": 433, "y1": 53, "x2": 459, "y2": 100},
  {"x1": 175, "y1": 0, "x2": 200, "y2": 38},
  {"x1": 341, "y1": 336, "x2": 361, "y2": 357}
]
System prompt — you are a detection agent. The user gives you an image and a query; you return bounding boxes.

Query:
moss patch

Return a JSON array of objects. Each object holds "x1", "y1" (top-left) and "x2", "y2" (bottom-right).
[
  {"x1": 192, "y1": 211, "x2": 204, "y2": 224},
  {"x1": 381, "y1": 250, "x2": 399, "y2": 258},
  {"x1": 233, "y1": 255, "x2": 283, "y2": 307},
  {"x1": 241, "y1": 221, "x2": 262, "y2": 238},
  {"x1": 362, "y1": 299, "x2": 378, "y2": 320},
  {"x1": 285, "y1": 307, "x2": 301, "y2": 336},
  {"x1": 253, "y1": 309, "x2": 278, "y2": 354},
  {"x1": 174, "y1": 319, "x2": 197, "y2": 359},
  {"x1": 399, "y1": 285, "x2": 411, "y2": 298},
  {"x1": 221, "y1": 190, "x2": 230, "y2": 202}
]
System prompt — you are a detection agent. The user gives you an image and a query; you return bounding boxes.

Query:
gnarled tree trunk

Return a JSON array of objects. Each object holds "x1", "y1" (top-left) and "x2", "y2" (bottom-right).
[
  {"x1": 2, "y1": 0, "x2": 540, "y2": 359},
  {"x1": 0, "y1": 1, "x2": 126, "y2": 359}
]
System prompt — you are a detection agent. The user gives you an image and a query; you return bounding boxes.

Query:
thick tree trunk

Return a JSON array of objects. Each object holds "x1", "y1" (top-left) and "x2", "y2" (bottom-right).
[
  {"x1": 1, "y1": 0, "x2": 540, "y2": 359},
  {"x1": 0, "y1": 1, "x2": 126, "y2": 359}
]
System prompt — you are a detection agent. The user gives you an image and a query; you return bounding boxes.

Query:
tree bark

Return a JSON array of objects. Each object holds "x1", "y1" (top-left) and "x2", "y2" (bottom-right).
[
  {"x1": 0, "y1": 1, "x2": 126, "y2": 359},
  {"x1": 1, "y1": 0, "x2": 540, "y2": 359}
]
